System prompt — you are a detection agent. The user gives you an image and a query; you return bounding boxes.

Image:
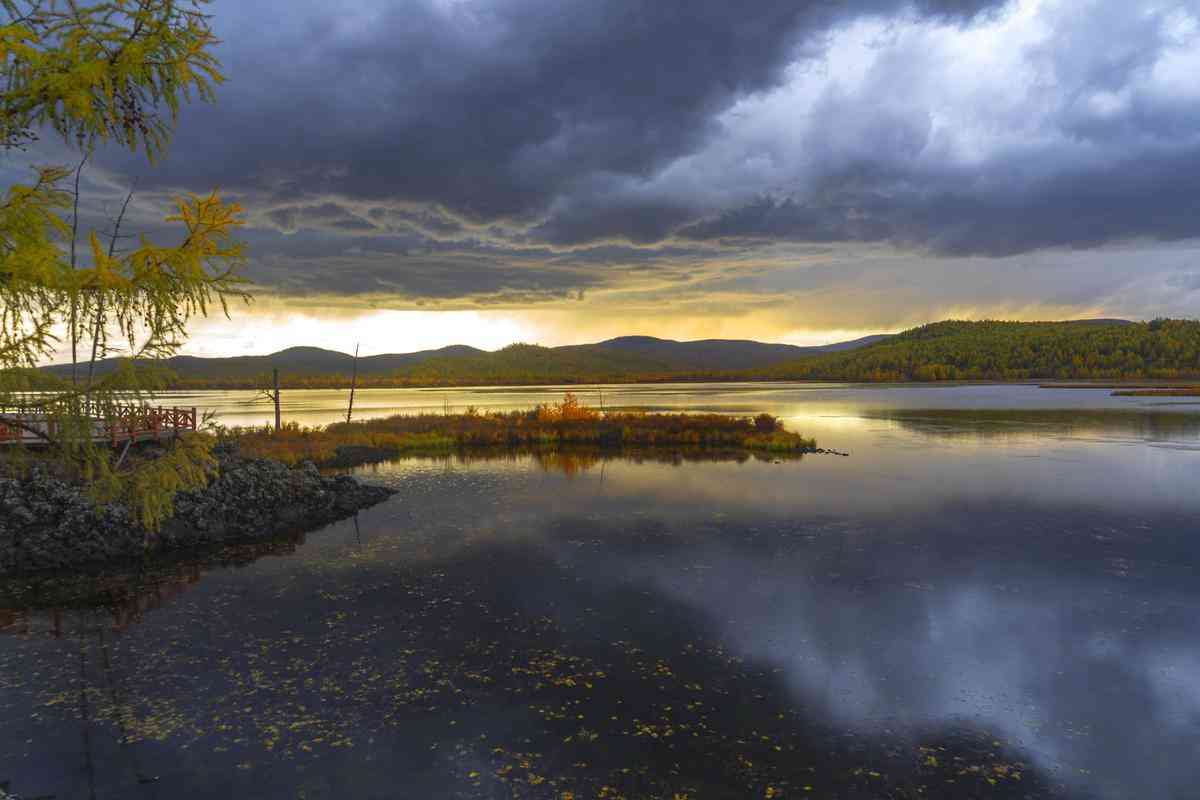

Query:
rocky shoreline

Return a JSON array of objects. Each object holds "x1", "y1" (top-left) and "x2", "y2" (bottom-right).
[{"x1": 0, "y1": 446, "x2": 394, "y2": 575}]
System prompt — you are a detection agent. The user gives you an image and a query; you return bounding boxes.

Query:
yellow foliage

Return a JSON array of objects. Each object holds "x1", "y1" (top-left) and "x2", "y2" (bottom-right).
[
  {"x1": 1, "y1": 2, "x2": 223, "y2": 159},
  {"x1": 2, "y1": 1, "x2": 247, "y2": 530},
  {"x1": 0, "y1": 167, "x2": 71, "y2": 367},
  {"x1": 90, "y1": 433, "x2": 217, "y2": 531},
  {"x1": 536, "y1": 392, "x2": 602, "y2": 422},
  {"x1": 226, "y1": 399, "x2": 817, "y2": 469}
]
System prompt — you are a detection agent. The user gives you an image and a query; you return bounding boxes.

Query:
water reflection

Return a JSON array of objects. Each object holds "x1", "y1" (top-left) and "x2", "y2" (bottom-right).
[
  {"x1": 2, "y1": 404, "x2": 1199, "y2": 799},
  {"x1": 161, "y1": 381, "x2": 1200, "y2": 429},
  {"x1": 606, "y1": 511, "x2": 1200, "y2": 800},
  {"x1": 0, "y1": 536, "x2": 312, "y2": 637},
  {"x1": 866, "y1": 407, "x2": 1200, "y2": 443}
]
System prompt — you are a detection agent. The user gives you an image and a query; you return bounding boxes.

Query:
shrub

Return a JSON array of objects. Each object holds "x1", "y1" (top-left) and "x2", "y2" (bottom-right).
[{"x1": 753, "y1": 413, "x2": 781, "y2": 433}]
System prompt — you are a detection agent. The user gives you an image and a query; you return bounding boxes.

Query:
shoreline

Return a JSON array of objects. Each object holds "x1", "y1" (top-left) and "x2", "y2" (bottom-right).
[
  {"x1": 322, "y1": 441, "x2": 848, "y2": 470},
  {"x1": 0, "y1": 445, "x2": 394, "y2": 577},
  {"x1": 0, "y1": 445, "x2": 855, "y2": 605},
  {"x1": 117, "y1": 376, "x2": 1200, "y2": 391},
  {"x1": 0, "y1": 402, "x2": 825, "y2": 577},
  {"x1": 226, "y1": 407, "x2": 820, "y2": 468},
  {"x1": 0, "y1": 437, "x2": 841, "y2": 577}
]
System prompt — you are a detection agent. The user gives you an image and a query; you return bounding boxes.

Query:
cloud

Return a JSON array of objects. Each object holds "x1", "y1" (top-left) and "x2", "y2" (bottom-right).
[
  {"x1": 230, "y1": 223, "x2": 733, "y2": 305},
  {"x1": 18, "y1": 0, "x2": 1200, "y2": 345},
  {"x1": 1167, "y1": 272, "x2": 1200, "y2": 293},
  {"x1": 674, "y1": 0, "x2": 1200, "y2": 255},
  {"x1": 103, "y1": 0, "x2": 1006, "y2": 231}
]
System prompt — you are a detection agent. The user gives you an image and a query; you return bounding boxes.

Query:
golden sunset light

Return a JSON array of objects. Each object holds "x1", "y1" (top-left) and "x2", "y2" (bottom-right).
[{"x1": 4, "y1": 2, "x2": 1199, "y2": 797}]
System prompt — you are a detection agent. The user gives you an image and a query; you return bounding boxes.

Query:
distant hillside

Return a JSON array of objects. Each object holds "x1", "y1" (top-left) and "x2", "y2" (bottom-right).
[
  {"x1": 376, "y1": 343, "x2": 673, "y2": 386},
  {"x1": 814, "y1": 334, "x2": 892, "y2": 352},
  {"x1": 387, "y1": 334, "x2": 890, "y2": 385},
  {"x1": 41, "y1": 333, "x2": 884, "y2": 388},
  {"x1": 40, "y1": 320, "x2": 1196, "y2": 387},
  {"x1": 752, "y1": 319, "x2": 1200, "y2": 382},
  {"x1": 583, "y1": 335, "x2": 877, "y2": 370},
  {"x1": 42, "y1": 344, "x2": 486, "y2": 385}
]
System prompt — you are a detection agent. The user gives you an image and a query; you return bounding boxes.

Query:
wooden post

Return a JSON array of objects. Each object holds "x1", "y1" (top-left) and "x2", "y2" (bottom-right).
[
  {"x1": 346, "y1": 343, "x2": 359, "y2": 424},
  {"x1": 273, "y1": 368, "x2": 281, "y2": 433}
]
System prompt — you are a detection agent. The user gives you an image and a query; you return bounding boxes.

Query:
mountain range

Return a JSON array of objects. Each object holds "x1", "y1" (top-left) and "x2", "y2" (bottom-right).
[
  {"x1": 43, "y1": 333, "x2": 892, "y2": 386},
  {"x1": 38, "y1": 318, "x2": 1195, "y2": 387}
]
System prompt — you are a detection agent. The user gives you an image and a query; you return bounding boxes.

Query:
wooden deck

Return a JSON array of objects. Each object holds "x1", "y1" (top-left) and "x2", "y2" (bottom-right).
[{"x1": 0, "y1": 403, "x2": 197, "y2": 447}]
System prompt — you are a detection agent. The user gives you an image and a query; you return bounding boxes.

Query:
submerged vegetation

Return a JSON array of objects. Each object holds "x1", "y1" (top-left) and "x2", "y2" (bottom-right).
[{"x1": 228, "y1": 393, "x2": 817, "y2": 467}]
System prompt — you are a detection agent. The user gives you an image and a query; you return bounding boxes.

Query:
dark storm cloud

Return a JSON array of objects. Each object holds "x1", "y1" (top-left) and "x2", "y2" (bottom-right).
[
  {"x1": 110, "y1": 0, "x2": 1003, "y2": 225},
  {"x1": 526, "y1": 181, "x2": 701, "y2": 246},
  {"x1": 1166, "y1": 272, "x2": 1200, "y2": 293},
  {"x1": 679, "y1": 0, "x2": 1200, "y2": 257},
  {"x1": 680, "y1": 142, "x2": 1200, "y2": 257},
  {"x1": 248, "y1": 243, "x2": 604, "y2": 302},
  {"x1": 264, "y1": 203, "x2": 379, "y2": 234},
  {"x1": 678, "y1": 193, "x2": 895, "y2": 245},
  {"x1": 226, "y1": 223, "x2": 725, "y2": 302},
  {"x1": 62, "y1": 0, "x2": 1200, "y2": 307}
]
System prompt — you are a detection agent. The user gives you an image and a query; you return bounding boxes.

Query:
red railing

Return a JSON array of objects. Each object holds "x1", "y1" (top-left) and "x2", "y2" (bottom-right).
[
  {"x1": 102, "y1": 405, "x2": 198, "y2": 446},
  {"x1": 0, "y1": 402, "x2": 197, "y2": 446}
]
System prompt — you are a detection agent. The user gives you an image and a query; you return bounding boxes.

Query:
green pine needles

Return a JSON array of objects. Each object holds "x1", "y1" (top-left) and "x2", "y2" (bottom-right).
[{"x1": 2, "y1": 0, "x2": 248, "y2": 531}]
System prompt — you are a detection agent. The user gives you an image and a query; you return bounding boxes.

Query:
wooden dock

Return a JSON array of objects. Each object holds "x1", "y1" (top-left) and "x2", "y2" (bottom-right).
[{"x1": 0, "y1": 403, "x2": 197, "y2": 447}]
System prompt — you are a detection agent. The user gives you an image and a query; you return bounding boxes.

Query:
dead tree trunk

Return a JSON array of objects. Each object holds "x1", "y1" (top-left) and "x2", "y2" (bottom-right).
[
  {"x1": 273, "y1": 368, "x2": 281, "y2": 432},
  {"x1": 257, "y1": 369, "x2": 283, "y2": 432},
  {"x1": 346, "y1": 344, "x2": 359, "y2": 424}
]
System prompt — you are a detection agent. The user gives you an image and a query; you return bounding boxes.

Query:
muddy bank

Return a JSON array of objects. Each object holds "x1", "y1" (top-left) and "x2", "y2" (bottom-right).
[{"x1": 0, "y1": 447, "x2": 393, "y2": 575}]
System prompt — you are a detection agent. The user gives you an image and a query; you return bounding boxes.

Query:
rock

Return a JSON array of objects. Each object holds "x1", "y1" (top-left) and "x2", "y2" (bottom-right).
[{"x1": 0, "y1": 453, "x2": 395, "y2": 576}]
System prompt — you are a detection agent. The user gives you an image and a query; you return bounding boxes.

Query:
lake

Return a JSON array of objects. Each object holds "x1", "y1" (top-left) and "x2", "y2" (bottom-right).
[{"x1": 2, "y1": 384, "x2": 1198, "y2": 799}]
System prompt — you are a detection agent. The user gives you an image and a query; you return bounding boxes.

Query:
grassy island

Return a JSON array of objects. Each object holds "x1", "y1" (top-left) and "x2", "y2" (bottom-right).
[{"x1": 227, "y1": 393, "x2": 818, "y2": 468}]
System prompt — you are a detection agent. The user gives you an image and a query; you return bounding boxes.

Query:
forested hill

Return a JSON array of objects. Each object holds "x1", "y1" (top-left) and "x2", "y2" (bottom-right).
[
  {"x1": 40, "y1": 334, "x2": 883, "y2": 388},
  {"x1": 581, "y1": 335, "x2": 890, "y2": 370},
  {"x1": 750, "y1": 319, "x2": 1200, "y2": 382},
  {"x1": 40, "y1": 345, "x2": 488, "y2": 385},
  {"x1": 35, "y1": 320, "x2": 1200, "y2": 387}
]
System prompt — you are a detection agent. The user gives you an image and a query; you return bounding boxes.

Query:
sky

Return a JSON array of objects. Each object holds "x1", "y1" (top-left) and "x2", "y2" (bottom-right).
[{"x1": 10, "y1": 0, "x2": 1200, "y2": 356}]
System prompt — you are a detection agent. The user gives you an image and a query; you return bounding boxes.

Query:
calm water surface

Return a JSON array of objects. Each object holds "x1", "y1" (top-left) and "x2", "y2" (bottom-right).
[
  {"x1": 2, "y1": 384, "x2": 1198, "y2": 799},
  {"x1": 150, "y1": 381, "x2": 1200, "y2": 430}
]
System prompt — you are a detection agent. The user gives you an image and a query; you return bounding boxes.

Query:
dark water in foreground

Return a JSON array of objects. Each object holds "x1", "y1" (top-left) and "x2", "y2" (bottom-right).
[{"x1": 2, "y1": 385, "x2": 1199, "y2": 799}]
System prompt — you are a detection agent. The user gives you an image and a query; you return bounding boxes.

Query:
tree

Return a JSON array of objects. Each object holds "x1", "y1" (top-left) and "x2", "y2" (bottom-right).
[
  {"x1": 1, "y1": 0, "x2": 248, "y2": 530},
  {"x1": 256, "y1": 367, "x2": 280, "y2": 432}
]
